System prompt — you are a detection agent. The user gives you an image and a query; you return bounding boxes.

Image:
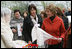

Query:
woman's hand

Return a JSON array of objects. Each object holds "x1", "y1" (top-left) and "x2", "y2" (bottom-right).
[
  {"x1": 57, "y1": 38, "x2": 63, "y2": 42},
  {"x1": 12, "y1": 28, "x2": 17, "y2": 33},
  {"x1": 28, "y1": 41, "x2": 32, "y2": 44},
  {"x1": 20, "y1": 28, "x2": 23, "y2": 32}
]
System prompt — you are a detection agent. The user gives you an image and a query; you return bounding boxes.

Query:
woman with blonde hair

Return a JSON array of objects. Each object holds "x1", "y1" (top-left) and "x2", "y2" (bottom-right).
[{"x1": 41, "y1": 4, "x2": 66, "y2": 48}]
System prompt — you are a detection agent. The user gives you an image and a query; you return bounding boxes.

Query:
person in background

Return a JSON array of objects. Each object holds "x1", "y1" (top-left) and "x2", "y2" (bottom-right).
[
  {"x1": 41, "y1": 4, "x2": 66, "y2": 48},
  {"x1": 56, "y1": 7, "x2": 69, "y2": 30},
  {"x1": 23, "y1": 11, "x2": 28, "y2": 19},
  {"x1": 62, "y1": 8, "x2": 66, "y2": 16},
  {"x1": 65, "y1": 7, "x2": 71, "y2": 16},
  {"x1": 65, "y1": 7, "x2": 71, "y2": 27},
  {"x1": 10, "y1": 9, "x2": 24, "y2": 40},
  {"x1": 40, "y1": 11, "x2": 47, "y2": 21},
  {"x1": 56, "y1": 7, "x2": 70, "y2": 48},
  {"x1": 22, "y1": 4, "x2": 42, "y2": 44}
]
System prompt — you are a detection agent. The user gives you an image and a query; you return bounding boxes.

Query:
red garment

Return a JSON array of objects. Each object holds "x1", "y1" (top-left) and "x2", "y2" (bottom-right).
[
  {"x1": 63, "y1": 25, "x2": 71, "y2": 48},
  {"x1": 67, "y1": 25, "x2": 71, "y2": 35},
  {"x1": 41, "y1": 16, "x2": 66, "y2": 45},
  {"x1": 62, "y1": 10, "x2": 65, "y2": 14}
]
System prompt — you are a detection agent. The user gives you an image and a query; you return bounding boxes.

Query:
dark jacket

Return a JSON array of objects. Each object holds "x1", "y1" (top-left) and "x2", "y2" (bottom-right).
[
  {"x1": 22, "y1": 14, "x2": 42, "y2": 43},
  {"x1": 62, "y1": 16, "x2": 69, "y2": 30},
  {"x1": 65, "y1": 11, "x2": 71, "y2": 16}
]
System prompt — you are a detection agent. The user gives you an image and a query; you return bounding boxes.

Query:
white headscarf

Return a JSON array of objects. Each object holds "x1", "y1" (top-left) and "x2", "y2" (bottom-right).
[
  {"x1": 1, "y1": 7, "x2": 14, "y2": 48},
  {"x1": 1, "y1": 8, "x2": 28, "y2": 48}
]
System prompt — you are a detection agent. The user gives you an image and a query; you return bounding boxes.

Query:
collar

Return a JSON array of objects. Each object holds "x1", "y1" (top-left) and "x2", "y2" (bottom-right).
[
  {"x1": 47, "y1": 16, "x2": 58, "y2": 23},
  {"x1": 30, "y1": 15, "x2": 37, "y2": 19}
]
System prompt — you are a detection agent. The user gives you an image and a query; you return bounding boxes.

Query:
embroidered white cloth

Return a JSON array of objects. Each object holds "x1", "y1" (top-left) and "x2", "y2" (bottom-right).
[{"x1": 31, "y1": 24, "x2": 62, "y2": 48}]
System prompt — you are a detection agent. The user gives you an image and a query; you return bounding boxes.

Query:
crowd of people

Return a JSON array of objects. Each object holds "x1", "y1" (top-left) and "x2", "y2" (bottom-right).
[{"x1": 1, "y1": 3, "x2": 71, "y2": 48}]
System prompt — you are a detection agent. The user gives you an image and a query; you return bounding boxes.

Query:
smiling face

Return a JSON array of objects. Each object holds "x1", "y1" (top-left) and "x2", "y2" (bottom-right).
[
  {"x1": 46, "y1": 9, "x2": 54, "y2": 17},
  {"x1": 28, "y1": 4, "x2": 37, "y2": 18},
  {"x1": 14, "y1": 12, "x2": 20, "y2": 19},
  {"x1": 30, "y1": 8, "x2": 36, "y2": 17},
  {"x1": 45, "y1": 4, "x2": 57, "y2": 18}
]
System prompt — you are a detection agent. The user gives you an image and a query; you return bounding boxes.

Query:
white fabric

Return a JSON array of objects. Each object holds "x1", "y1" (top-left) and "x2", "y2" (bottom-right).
[
  {"x1": 1, "y1": 37, "x2": 6, "y2": 48},
  {"x1": 13, "y1": 40, "x2": 28, "y2": 48},
  {"x1": 17, "y1": 24, "x2": 22, "y2": 36},
  {"x1": 30, "y1": 15, "x2": 38, "y2": 25},
  {"x1": 31, "y1": 24, "x2": 62, "y2": 47},
  {"x1": 1, "y1": 19, "x2": 28, "y2": 48},
  {"x1": 67, "y1": 16, "x2": 71, "y2": 26},
  {"x1": 1, "y1": 22, "x2": 16, "y2": 48}
]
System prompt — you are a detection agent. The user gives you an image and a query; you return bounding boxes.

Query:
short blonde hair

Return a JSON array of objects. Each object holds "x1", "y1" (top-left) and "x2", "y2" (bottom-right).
[{"x1": 45, "y1": 4, "x2": 57, "y2": 15}]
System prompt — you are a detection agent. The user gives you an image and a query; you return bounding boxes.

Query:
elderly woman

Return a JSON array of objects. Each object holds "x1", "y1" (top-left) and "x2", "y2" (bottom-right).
[
  {"x1": 41, "y1": 4, "x2": 66, "y2": 48},
  {"x1": 1, "y1": 7, "x2": 27, "y2": 48}
]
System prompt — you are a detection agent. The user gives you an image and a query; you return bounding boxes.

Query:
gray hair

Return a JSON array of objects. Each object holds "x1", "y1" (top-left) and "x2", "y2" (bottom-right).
[{"x1": 1, "y1": 7, "x2": 11, "y2": 18}]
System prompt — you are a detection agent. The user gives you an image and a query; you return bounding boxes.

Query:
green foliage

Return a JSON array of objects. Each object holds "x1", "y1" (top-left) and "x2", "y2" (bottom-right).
[
  {"x1": 41, "y1": 1, "x2": 46, "y2": 10},
  {"x1": 1, "y1": 1, "x2": 29, "y2": 16},
  {"x1": 11, "y1": 5, "x2": 28, "y2": 16},
  {"x1": 1, "y1": 1, "x2": 71, "y2": 15},
  {"x1": 56, "y1": 3, "x2": 65, "y2": 10}
]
